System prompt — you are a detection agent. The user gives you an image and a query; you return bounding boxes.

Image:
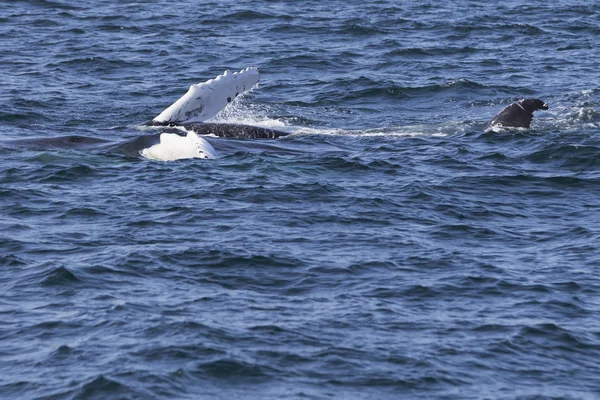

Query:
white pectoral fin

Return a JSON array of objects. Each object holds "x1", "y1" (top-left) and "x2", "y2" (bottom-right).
[
  {"x1": 153, "y1": 67, "x2": 260, "y2": 124},
  {"x1": 140, "y1": 132, "x2": 218, "y2": 161}
]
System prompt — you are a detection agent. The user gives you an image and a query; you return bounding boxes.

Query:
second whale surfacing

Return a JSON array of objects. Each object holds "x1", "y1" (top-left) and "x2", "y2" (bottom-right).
[
  {"x1": 5, "y1": 67, "x2": 289, "y2": 161},
  {"x1": 485, "y1": 98, "x2": 549, "y2": 131}
]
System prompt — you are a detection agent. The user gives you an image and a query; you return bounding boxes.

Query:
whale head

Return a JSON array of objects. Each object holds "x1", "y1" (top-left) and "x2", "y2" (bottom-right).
[{"x1": 519, "y1": 98, "x2": 549, "y2": 111}]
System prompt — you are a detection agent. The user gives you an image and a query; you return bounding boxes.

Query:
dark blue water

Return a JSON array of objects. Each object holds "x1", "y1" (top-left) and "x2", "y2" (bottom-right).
[{"x1": 2, "y1": 1, "x2": 600, "y2": 399}]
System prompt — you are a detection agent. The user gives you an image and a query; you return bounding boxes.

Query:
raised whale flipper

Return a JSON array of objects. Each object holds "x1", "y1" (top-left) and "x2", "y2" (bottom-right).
[
  {"x1": 485, "y1": 98, "x2": 549, "y2": 131},
  {"x1": 153, "y1": 67, "x2": 260, "y2": 124}
]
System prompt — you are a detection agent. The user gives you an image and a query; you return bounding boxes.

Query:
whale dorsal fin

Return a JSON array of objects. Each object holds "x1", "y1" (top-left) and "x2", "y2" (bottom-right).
[{"x1": 153, "y1": 67, "x2": 260, "y2": 124}]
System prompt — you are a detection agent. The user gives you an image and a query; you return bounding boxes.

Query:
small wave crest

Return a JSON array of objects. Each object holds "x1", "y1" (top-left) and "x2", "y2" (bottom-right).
[{"x1": 317, "y1": 77, "x2": 489, "y2": 103}]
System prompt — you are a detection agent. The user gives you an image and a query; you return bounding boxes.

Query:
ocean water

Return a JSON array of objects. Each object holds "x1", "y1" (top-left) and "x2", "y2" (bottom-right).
[{"x1": 1, "y1": 1, "x2": 600, "y2": 399}]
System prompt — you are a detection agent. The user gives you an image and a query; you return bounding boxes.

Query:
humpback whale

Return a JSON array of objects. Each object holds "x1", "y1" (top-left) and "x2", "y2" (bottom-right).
[
  {"x1": 4, "y1": 67, "x2": 552, "y2": 160},
  {"x1": 4, "y1": 67, "x2": 289, "y2": 161},
  {"x1": 486, "y1": 98, "x2": 548, "y2": 131}
]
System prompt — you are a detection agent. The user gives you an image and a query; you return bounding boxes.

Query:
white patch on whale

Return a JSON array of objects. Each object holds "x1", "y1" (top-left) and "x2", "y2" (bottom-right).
[{"x1": 140, "y1": 131, "x2": 218, "y2": 161}]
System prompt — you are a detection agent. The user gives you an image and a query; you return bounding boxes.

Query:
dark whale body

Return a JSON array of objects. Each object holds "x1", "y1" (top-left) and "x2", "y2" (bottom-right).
[
  {"x1": 486, "y1": 98, "x2": 548, "y2": 131},
  {"x1": 3, "y1": 133, "x2": 163, "y2": 157},
  {"x1": 150, "y1": 121, "x2": 290, "y2": 139},
  {"x1": 3, "y1": 121, "x2": 290, "y2": 161},
  {"x1": 5, "y1": 98, "x2": 552, "y2": 158},
  {"x1": 3, "y1": 122, "x2": 289, "y2": 158}
]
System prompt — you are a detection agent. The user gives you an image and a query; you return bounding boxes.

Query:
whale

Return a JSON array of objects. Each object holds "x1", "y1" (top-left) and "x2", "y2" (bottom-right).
[
  {"x1": 485, "y1": 98, "x2": 548, "y2": 131},
  {"x1": 147, "y1": 66, "x2": 289, "y2": 141},
  {"x1": 4, "y1": 68, "x2": 553, "y2": 161},
  {"x1": 4, "y1": 67, "x2": 289, "y2": 161}
]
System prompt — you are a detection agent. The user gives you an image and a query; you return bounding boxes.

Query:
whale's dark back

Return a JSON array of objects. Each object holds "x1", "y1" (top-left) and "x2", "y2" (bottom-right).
[
  {"x1": 148, "y1": 121, "x2": 289, "y2": 139},
  {"x1": 180, "y1": 123, "x2": 289, "y2": 139},
  {"x1": 4, "y1": 135, "x2": 111, "y2": 150}
]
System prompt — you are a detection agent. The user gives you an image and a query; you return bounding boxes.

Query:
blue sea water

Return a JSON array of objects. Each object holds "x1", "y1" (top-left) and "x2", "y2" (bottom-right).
[{"x1": 1, "y1": 1, "x2": 600, "y2": 399}]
